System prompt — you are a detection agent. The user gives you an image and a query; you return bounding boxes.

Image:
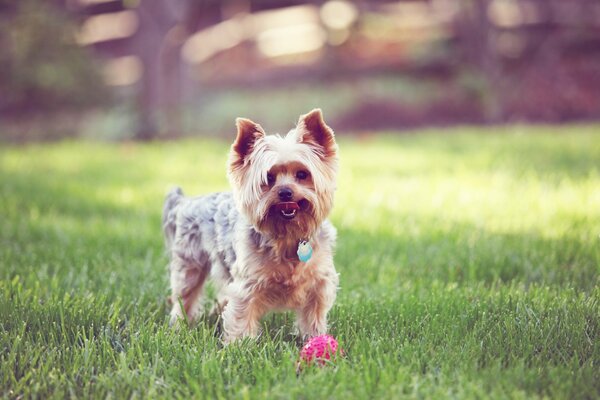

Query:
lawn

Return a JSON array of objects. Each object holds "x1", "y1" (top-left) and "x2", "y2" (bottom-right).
[{"x1": 1, "y1": 125, "x2": 599, "y2": 399}]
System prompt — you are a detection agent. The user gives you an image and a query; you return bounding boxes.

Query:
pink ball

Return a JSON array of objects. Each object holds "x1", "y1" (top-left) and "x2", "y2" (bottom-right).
[{"x1": 299, "y1": 334, "x2": 339, "y2": 364}]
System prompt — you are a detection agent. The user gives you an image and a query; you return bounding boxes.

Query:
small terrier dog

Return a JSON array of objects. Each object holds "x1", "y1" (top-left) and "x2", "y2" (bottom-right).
[{"x1": 162, "y1": 109, "x2": 339, "y2": 343}]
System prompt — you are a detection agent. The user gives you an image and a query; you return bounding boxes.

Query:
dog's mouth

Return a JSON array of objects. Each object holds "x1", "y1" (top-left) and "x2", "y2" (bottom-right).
[
  {"x1": 275, "y1": 201, "x2": 299, "y2": 220},
  {"x1": 274, "y1": 200, "x2": 310, "y2": 220}
]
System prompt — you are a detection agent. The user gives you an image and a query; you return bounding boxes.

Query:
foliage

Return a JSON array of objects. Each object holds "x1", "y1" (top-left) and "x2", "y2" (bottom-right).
[
  {"x1": 1, "y1": 126, "x2": 599, "y2": 398},
  {"x1": 0, "y1": 0, "x2": 107, "y2": 116}
]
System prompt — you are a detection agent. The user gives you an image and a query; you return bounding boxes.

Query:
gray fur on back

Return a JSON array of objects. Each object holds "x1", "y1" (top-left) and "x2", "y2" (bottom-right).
[
  {"x1": 162, "y1": 188, "x2": 239, "y2": 282},
  {"x1": 162, "y1": 187, "x2": 184, "y2": 249}
]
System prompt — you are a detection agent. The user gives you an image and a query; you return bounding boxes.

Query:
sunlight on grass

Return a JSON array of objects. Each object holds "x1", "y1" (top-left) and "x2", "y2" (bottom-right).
[{"x1": 1, "y1": 125, "x2": 599, "y2": 398}]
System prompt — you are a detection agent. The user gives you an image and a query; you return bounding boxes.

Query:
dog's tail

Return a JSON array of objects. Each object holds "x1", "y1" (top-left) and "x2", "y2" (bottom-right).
[{"x1": 162, "y1": 187, "x2": 184, "y2": 249}]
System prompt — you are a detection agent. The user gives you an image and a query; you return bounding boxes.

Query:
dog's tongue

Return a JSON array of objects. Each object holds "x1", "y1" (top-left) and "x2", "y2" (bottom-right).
[{"x1": 275, "y1": 202, "x2": 300, "y2": 212}]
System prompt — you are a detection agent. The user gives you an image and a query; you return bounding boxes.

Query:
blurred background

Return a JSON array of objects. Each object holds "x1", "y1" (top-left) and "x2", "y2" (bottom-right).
[{"x1": 1, "y1": 0, "x2": 599, "y2": 141}]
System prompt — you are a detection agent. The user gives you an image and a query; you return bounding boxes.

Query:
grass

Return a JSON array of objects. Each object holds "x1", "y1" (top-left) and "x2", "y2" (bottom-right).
[{"x1": 1, "y1": 124, "x2": 599, "y2": 399}]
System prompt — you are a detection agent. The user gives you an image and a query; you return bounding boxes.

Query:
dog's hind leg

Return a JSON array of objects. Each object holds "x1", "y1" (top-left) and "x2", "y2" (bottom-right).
[{"x1": 169, "y1": 256, "x2": 210, "y2": 326}]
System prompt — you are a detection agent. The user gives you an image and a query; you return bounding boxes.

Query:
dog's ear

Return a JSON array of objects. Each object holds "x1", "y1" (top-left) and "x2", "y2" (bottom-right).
[
  {"x1": 297, "y1": 109, "x2": 337, "y2": 158},
  {"x1": 232, "y1": 118, "x2": 265, "y2": 161}
]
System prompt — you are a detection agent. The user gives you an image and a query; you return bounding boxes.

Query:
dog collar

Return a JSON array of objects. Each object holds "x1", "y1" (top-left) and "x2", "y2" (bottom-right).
[{"x1": 297, "y1": 240, "x2": 313, "y2": 262}]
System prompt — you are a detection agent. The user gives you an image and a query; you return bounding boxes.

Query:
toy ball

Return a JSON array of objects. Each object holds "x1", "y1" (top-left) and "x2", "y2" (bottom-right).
[{"x1": 299, "y1": 334, "x2": 339, "y2": 364}]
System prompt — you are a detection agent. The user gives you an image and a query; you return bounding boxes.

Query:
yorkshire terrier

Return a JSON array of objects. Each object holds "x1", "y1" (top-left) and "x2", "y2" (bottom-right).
[{"x1": 162, "y1": 109, "x2": 339, "y2": 343}]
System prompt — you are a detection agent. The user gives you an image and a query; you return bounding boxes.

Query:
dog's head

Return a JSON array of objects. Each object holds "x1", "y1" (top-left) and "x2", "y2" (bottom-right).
[{"x1": 228, "y1": 109, "x2": 338, "y2": 239}]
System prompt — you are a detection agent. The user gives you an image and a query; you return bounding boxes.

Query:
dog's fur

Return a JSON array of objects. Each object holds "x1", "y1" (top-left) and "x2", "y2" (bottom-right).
[{"x1": 163, "y1": 109, "x2": 339, "y2": 343}]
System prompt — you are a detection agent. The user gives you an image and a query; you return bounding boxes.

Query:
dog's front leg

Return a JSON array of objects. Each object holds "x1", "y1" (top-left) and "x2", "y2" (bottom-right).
[
  {"x1": 221, "y1": 283, "x2": 265, "y2": 344},
  {"x1": 296, "y1": 278, "x2": 337, "y2": 338}
]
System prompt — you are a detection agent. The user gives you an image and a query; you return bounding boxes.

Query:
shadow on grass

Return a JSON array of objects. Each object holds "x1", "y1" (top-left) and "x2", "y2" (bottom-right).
[{"x1": 335, "y1": 223, "x2": 599, "y2": 294}]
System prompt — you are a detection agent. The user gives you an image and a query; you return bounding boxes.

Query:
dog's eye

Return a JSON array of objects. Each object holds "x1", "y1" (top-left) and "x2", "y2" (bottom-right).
[
  {"x1": 296, "y1": 170, "x2": 309, "y2": 180},
  {"x1": 266, "y1": 173, "x2": 275, "y2": 185}
]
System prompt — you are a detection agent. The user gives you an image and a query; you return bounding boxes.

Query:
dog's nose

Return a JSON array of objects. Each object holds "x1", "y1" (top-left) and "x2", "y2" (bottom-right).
[{"x1": 278, "y1": 187, "x2": 293, "y2": 201}]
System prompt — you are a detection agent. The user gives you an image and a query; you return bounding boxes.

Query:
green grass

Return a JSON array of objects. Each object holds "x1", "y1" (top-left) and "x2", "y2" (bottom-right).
[{"x1": 1, "y1": 125, "x2": 599, "y2": 399}]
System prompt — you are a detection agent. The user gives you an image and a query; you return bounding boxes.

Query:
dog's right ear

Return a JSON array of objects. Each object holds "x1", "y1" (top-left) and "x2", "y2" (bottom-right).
[
  {"x1": 297, "y1": 109, "x2": 337, "y2": 159},
  {"x1": 232, "y1": 118, "x2": 265, "y2": 161}
]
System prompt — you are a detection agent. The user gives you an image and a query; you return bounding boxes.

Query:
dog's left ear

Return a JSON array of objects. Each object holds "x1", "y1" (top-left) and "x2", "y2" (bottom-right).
[
  {"x1": 297, "y1": 109, "x2": 337, "y2": 158},
  {"x1": 233, "y1": 118, "x2": 265, "y2": 160},
  {"x1": 229, "y1": 118, "x2": 266, "y2": 175}
]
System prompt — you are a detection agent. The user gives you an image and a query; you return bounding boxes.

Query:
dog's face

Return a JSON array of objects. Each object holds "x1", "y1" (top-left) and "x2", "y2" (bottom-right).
[{"x1": 228, "y1": 109, "x2": 338, "y2": 239}]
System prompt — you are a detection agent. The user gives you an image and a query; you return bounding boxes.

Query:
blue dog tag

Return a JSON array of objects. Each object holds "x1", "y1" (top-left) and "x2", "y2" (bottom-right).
[{"x1": 297, "y1": 240, "x2": 313, "y2": 262}]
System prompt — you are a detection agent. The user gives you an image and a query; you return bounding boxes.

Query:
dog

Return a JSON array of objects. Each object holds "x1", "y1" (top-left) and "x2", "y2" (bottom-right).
[{"x1": 162, "y1": 109, "x2": 339, "y2": 343}]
